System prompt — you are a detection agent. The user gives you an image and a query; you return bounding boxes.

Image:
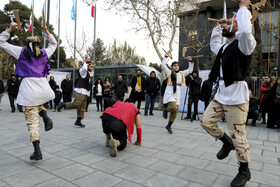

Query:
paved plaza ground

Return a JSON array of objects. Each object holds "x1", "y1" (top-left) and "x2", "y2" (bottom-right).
[{"x1": 0, "y1": 94, "x2": 280, "y2": 187}]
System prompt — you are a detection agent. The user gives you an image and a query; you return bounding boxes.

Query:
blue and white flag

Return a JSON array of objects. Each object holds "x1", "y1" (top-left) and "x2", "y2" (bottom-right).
[{"x1": 71, "y1": 0, "x2": 75, "y2": 20}]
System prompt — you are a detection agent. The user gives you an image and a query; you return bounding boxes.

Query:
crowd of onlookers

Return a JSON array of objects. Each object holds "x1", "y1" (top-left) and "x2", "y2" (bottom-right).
[{"x1": 0, "y1": 70, "x2": 280, "y2": 129}]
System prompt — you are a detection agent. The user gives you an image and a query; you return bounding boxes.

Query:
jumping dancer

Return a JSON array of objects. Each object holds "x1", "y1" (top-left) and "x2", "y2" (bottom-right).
[{"x1": 200, "y1": 0, "x2": 256, "y2": 186}]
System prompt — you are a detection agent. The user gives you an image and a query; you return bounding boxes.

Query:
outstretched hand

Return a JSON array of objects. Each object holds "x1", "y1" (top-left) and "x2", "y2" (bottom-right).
[
  {"x1": 41, "y1": 25, "x2": 50, "y2": 36},
  {"x1": 186, "y1": 56, "x2": 192, "y2": 61},
  {"x1": 6, "y1": 22, "x2": 17, "y2": 33}
]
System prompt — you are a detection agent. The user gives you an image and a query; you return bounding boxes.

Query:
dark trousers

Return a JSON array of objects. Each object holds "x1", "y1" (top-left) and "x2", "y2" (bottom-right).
[
  {"x1": 247, "y1": 109, "x2": 259, "y2": 124},
  {"x1": 101, "y1": 114, "x2": 127, "y2": 150},
  {"x1": 95, "y1": 96, "x2": 103, "y2": 111},
  {"x1": 134, "y1": 92, "x2": 143, "y2": 109},
  {"x1": 54, "y1": 101, "x2": 59, "y2": 110},
  {"x1": 49, "y1": 100, "x2": 53, "y2": 108},
  {"x1": 187, "y1": 95, "x2": 199, "y2": 115},
  {"x1": 63, "y1": 93, "x2": 72, "y2": 103},
  {"x1": 115, "y1": 95, "x2": 124, "y2": 102},
  {"x1": 9, "y1": 95, "x2": 22, "y2": 112},
  {"x1": 145, "y1": 94, "x2": 156, "y2": 114}
]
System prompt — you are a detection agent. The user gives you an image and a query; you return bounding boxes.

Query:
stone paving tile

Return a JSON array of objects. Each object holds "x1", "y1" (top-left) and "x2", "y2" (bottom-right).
[
  {"x1": 52, "y1": 163, "x2": 95, "y2": 181},
  {"x1": 250, "y1": 169, "x2": 280, "y2": 186},
  {"x1": 0, "y1": 153, "x2": 20, "y2": 166},
  {"x1": 0, "y1": 160, "x2": 33, "y2": 178},
  {"x1": 144, "y1": 173, "x2": 189, "y2": 187},
  {"x1": 71, "y1": 152, "x2": 107, "y2": 165},
  {"x1": 90, "y1": 159, "x2": 129, "y2": 173},
  {"x1": 6, "y1": 146, "x2": 33, "y2": 157},
  {"x1": 114, "y1": 180, "x2": 143, "y2": 187},
  {"x1": 123, "y1": 155, "x2": 158, "y2": 168},
  {"x1": 205, "y1": 162, "x2": 237, "y2": 177},
  {"x1": 34, "y1": 157, "x2": 74, "y2": 171},
  {"x1": 127, "y1": 146, "x2": 159, "y2": 157},
  {"x1": 0, "y1": 179, "x2": 8, "y2": 187},
  {"x1": 73, "y1": 171, "x2": 122, "y2": 187},
  {"x1": 55, "y1": 148, "x2": 89, "y2": 159},
  {"x1": 33, "y1": 178, "x2": 78, "y2": 187},
  {"x1": 2, "y1": 168, "x2": 55, "y2": 187},
  {"x1": 148, "y1": 160, "x2": 185, "y2": 176},
  {"x1": 177, "y1": 167, "x2": 219, "y2": 186},
  {"x1": 115, "y1": 165, "x2": 156, "y2": 184},
  {"x1": 150, "y1": 150, "x2": 184, "y2": 162},
  {"x1": 176, "y1": 155, "x2": 210, "y2": 169},
  {"x1": 263, "y1": 163, "x2": 280, "y2": 175}
]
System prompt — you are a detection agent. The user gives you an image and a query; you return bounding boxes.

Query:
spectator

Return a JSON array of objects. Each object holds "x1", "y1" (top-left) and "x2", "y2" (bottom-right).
[
  {"x1": 114, "y1": 75, "x2": 128, "y2": 102},
  {"x1": 259, "y1": 75, "x2": 274, "y2": 124},
  {"x1": 53, "y1": 85, "x2": 62, "y2": 112},
  {"x1": 0, "y1": 79, "x2": 4, "y2": 111},
  {"x1": 61, "y1": 74, "x2": 73, "y2": 103},
  {"x1": 7, "y1": 74, "x2": 21, "y2": 112},
  {"x1": 144, "y1": 71, "x2": 160, "y2": 116},
  {"x1": 103, "y1": 76, "x2": 114, "y2": 99},
  {"x1": 48, "y1": 76, "x2": 56, "y2": 109},
  {"x1": 186, "y1": 71, "x2": 202, "y2": 120},
  {"x1": 247, "y1": 90, "x2": 259, "y2": 126},
  {"x1": 130, "y1": 69, "x2": 145, "y2": 109},
  {"x1": 266, "y1": 77, "x2": 280, "y2": 129},
  {"x1": 94, "y1": 78, "x2": 104, "y2": 112},
  {"x1": 200, "y1": 77, "x2": 214, "y2": 110}
]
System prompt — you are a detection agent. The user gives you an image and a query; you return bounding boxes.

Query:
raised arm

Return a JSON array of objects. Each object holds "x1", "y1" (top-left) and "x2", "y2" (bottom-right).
[
  {"x1": 236, "y1": 7, "x2": 256, "y2": 55},
  {"x1": 210, "y1": 25, "x2": 224, "y2": 55},
  {"x1": 0, "y1": 22, "x2": 22, "y2": 59},
  {"x1": 161, "y1": 57, "x2": 171, "y2": 77},
  {"x1": 44, "y1": 34, "x2": 57, "y2": 58},
  {"x1": 79, "y1": 62, "x2": 88, "y2": 78}
]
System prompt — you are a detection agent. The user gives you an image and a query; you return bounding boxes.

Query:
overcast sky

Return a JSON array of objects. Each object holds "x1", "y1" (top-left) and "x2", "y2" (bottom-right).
[{"x1": 0, "y1": 0, "x2": 179, "y2": 65}]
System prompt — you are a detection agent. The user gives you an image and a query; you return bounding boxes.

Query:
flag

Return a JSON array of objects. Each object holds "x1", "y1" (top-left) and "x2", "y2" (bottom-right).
[
  {"x1": 91, "y1": 0, "x2": 96, "y2": 18},
  {"x1": 71, "y1": 0, "x2": 75, "y2": 20},
  {"x1": 29, "y1": 4, "x2": 32, "y2": 32}
]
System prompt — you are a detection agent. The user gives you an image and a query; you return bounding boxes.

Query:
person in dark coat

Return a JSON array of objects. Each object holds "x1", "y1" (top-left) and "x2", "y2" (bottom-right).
[
  {"x1": 266, "y1": 77, "x2": 280, "y2": 129},
  {"x1": 48, "y1": 76, "x2": 56, "y2": 109},
  {"x1": 61, "y1": 74, "x2": 73, "y2": 103},
  {"x1": 103, "y1": 76, "x2": 114, "y2": 99},
  {"x1": 130, "y1": 69, "x2": 145, "y2": 109},
  {"x1": 144, "y1": 71, "x2": 160, "y2": 116},
  {"x1": 7, "y1": 74, "x2": 21, "y2": 112},
  {"x1": 247, "y1": 90, "x2": 259, "y2": 126},
  {"x1": 114, "y1": 75, "x2": 128, "y2": 102},
  {"x1": 53, "y1": 85, "x2": 62, "y2": 111},
  {"x1": 94, "y1": 78, "x2": 104, "y2": 112},
  {"x1": 200, "y1": 78, "x2": 214, "y2": 110},
  {"x1": 0, "y1": 79, "x2": 4, "y2": 111},
  {"x1": 186, "y1": 71, "x2": 202, "y2": 120}
]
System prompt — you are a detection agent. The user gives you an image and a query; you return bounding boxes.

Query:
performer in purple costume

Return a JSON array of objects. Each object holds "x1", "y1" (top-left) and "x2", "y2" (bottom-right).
[{"x1": 0, "y1": 22, "x2": 57, "y2": 160}]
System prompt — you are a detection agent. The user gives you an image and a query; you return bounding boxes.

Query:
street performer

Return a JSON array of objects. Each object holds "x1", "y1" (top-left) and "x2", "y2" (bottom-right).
[
  {"x1": 162, "y1": 53, "x2": 193, "y2": 134},
  {"x1": 200, "y1": 0, "x2": 256, "y2": 186},
  {"x1": 57, "y1": 61, "x2": 94, "y2": 128},
  {"x1": 0, "y1": 22, "x2": 57, "y2": 161},
  {"x1": 101, "y1": 98, "x2": 142, "y2": 157}
]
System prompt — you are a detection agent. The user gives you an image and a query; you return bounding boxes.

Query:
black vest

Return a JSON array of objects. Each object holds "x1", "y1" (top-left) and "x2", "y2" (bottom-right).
[
  {"x1": 76, "y1": 72, "x2": 90, "y2": 91},
  {"x1": 209, "y1": 40, "x2": 252, "y2": 87}
]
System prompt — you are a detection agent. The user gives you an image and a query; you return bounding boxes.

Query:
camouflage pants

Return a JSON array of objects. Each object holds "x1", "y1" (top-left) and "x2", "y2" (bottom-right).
[
  {"x1": 66, "y1": 92, "x2": 87, "y2": 119},
  {"x1": 200, "y1": 99, "x2": 250, "y2": 162},
  {"x1": 23, "y1": 105, "x2": 46, "y2": 142},
  {"x1": 167, "y1": 101, "x2": 178, "y2": 123}
]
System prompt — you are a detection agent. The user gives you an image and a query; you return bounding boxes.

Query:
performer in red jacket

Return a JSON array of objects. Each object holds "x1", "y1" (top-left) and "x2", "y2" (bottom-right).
[{"x1": 101, "y1": 98, "x2": 142, "y2": 157}]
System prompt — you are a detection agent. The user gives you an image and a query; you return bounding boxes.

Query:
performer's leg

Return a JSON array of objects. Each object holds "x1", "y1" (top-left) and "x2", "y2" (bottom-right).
[
  {"x1": 200, "y1": 99, "x2": 234, "y2": 160},
  {"x1": 23, "y1": 106, "x2": 42, "y2": 160},
  {"x1": 150, "y1": 95, "x2": 156, "y2": 115},
  {"x1": 65, "y1": 92, "x2": 83, "y2": 109},
  {"x1": 109, "y1": 120, "x2": 127, "y2": 156},
  {"x1": 223, "y1": 102, "x2": 251, "y2": 187},
  {"x1": 165, "y1": 102, "x2": 178, "y2": 134},
  {"x1": 144, "y1": 94, "x2": 150, "y2": 115},
  {"x1": 38, "y1": 104, "x2": 53, "y2": 131},
  {"x1": 75, "y1": 94, "x2": 87, "y2": 127}
]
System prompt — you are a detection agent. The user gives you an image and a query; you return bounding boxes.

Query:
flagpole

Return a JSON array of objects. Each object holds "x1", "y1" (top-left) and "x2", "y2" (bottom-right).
[
  {"x1": 74, "y1": 0, "x2": 77, "y2": 60},
  {"x1": 43, "y1": 0, "x2": 47, "y2": 48},
  {"x1": 57, "y1": 0, "x2": 61, "y2": 69},
  {"x1": 92, "y1": 2, "x2": 96, "y2": 64},
  {"x1": 32, "y1": 0, "x2": 34, "y2": 37},
  {"x1": 222, "y1": 0, "x2": 227, "y2": 44}
]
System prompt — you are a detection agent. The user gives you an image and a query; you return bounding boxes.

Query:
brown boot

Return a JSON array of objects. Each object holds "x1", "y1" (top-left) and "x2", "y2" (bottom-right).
[
  {"x1": 105, "y1": 134, "x2": 111, "y2": 147},
  {"x1": 109, "y1": 139, "x2": 120, "y2": 157}
]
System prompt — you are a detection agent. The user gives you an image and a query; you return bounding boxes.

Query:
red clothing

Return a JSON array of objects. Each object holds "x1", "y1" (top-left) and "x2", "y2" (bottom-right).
[
  {"x1": 260, "y1": 82, "x2": 274, "y2": 104},
  {"x1": 104, "y1": 101, "x2": 138, "y2": 143}
]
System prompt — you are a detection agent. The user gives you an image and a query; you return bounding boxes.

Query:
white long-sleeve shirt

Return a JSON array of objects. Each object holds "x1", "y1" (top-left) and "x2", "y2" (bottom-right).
[
  {"x1": 162, "y1": 57, "x2": 194, "y2": 105},
  {"x1": 0, "y1": 31, "x2": 57, "y2": 106},
  {"x1": 210, "y1": 7, "x2": 256, "y2": 105},
  {"x1": 74, "y1": 63, "x2": 94, "y2": 97}
]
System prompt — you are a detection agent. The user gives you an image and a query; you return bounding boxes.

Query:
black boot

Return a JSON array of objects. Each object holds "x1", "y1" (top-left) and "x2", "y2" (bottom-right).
[
  {"x1": 163, "y1": 108, "x2": 168, "y2": 119},
  {"x1": 192, "y1": 114, "x2": 197, "y2": 121},
  {"x1": 57, "y1": 102, "x2": 66, "y2": 112},
  {"x1": 75, "y1": 117, "x2": 85, "y2": 128},
  {"x1": 165, "y1": 122, "x2": 173, "y2": 134},
  {"x1": 217, "y1": 133, "x2": 235, "y2": 160},
  {"x1": 184, "y1": 113, "x2": 191, "y2": 120},
  {"x1": 30, "y1": 140, "x2": 42, "y2": 160},
  {"x1": 39, "y1": 110, "x2": 53, "y2": 131},
  {"x1": 231, "y1": 162, "x2": 251, "y2": 187}
]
